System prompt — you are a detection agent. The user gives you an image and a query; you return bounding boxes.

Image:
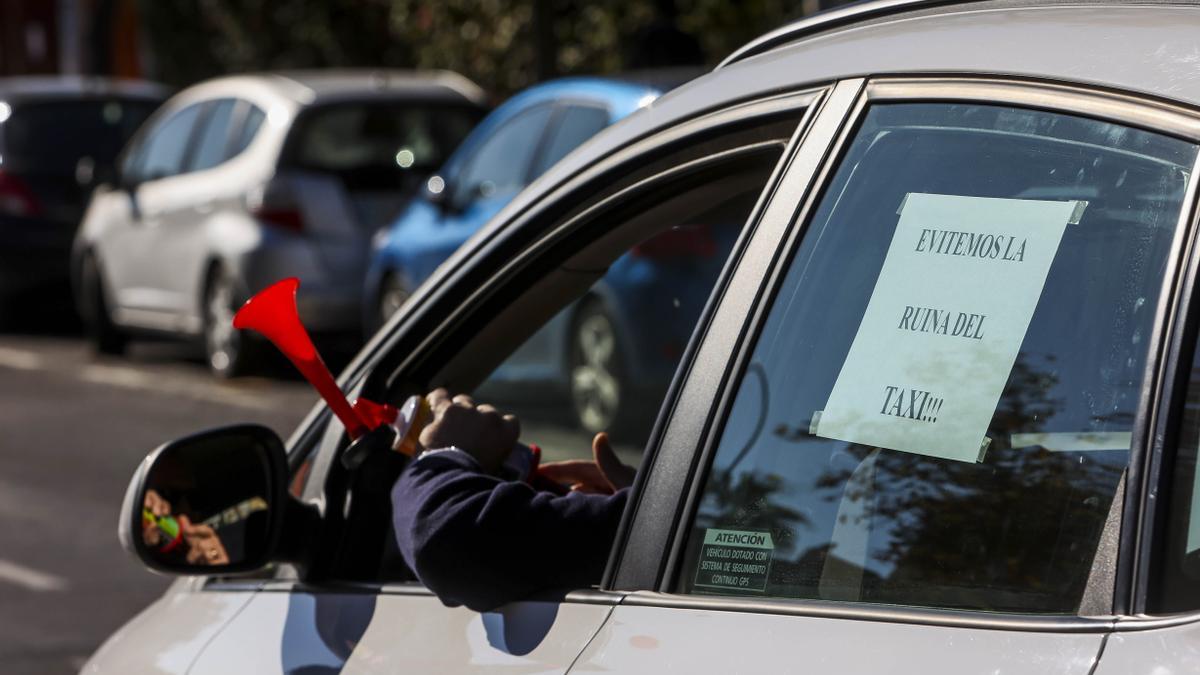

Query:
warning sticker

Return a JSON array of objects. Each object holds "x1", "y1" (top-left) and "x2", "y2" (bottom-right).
[{"x1": 693, "y1": 528, "x2": 774, "y2": 593}]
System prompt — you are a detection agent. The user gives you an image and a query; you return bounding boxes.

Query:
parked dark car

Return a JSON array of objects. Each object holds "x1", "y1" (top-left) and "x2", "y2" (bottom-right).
[{"x1": 0, "y1": 77, "x2": 166, "y2": 311}]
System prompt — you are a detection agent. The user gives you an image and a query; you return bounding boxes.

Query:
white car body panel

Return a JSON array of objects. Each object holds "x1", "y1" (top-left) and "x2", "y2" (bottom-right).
[
  {"x1": 1091, "y1": 620, "x2": 1200, "y2": 674},
  {"x1": 80, "y1": 587, "x2": 255, "y2": 674},
  {"x1": 571, "y1": 603, "x2": 1103, "y2": 674},
  {"x1": 189, "y1": 591, "x2": 612, "y2": 674}
]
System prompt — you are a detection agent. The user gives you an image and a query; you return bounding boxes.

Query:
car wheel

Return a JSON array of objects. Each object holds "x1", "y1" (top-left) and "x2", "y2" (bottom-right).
[
  {"x1": 569, "y1": 299, "x2": 631, "y2": 435},
  {"x1": 376, "y1": 272, "x2": 411, "y2": 332},
  {"x1": 203, "y1": 267, "x2": 258, "y2": 378},
  {"x1": 79, "y1": 252, "x2": 128, "y2": 355}
]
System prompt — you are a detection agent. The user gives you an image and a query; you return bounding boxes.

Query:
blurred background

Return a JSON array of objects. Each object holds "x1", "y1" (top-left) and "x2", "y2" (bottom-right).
[{"x1": 0, "y1": 1, "x2": 853, "y2": 673}]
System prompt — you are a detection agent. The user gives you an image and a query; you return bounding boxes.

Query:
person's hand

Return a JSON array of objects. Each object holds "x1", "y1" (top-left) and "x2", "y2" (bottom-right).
[
  {"x1": 144, "y1": 489, "x2": 171, "y2": 517},
  {"x1": 419, "y1": 388, "x2": 520, "y2": 474},
  {"x1": 539, "y1": 432, "x2": 636, "y2": 494},
  {"x1": 179, "y1": 516, "x2": 230, "y2": 566},
  {"x1": 142, "y1": 489, "x2": 171, "y2": 547}
]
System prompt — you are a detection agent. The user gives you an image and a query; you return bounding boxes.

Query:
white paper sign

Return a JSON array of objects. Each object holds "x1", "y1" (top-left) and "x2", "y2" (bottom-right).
[{"x1": 814, "y1": 193, "x2": 1080, "y2": 463}]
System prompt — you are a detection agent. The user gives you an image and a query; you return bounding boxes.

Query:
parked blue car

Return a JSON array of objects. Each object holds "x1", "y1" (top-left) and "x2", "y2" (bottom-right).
[
  {"x1": 365, "y1": 78, "x2": 663, "y2": 327},
  {"x1": 366, "y1": 74, "x2": 728, "y2": 434}
]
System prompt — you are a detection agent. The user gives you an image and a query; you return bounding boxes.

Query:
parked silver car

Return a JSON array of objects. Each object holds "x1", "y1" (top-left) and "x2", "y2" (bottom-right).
[
  {"x1": 88, "y1": 1, "x2": 1200, "y2": 672},
  {"x1": 72, "y1": 70, "x2": 486, "y2": 375}
]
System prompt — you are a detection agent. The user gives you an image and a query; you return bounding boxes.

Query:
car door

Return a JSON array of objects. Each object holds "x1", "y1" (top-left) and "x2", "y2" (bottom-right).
[
  {"x1": 187, "y1": 89, "x2": 819, "y2": 674},
  {"x1": 575, "y1": 77, "x2": 1200, "y2": 673},
  {"x1": 104, "y1": 101, "x2": 205, "y2": 321}
]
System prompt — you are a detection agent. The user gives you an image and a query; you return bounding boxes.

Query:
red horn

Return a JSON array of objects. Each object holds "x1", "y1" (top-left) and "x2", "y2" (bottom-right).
[{"x1": 233, "y1": 278, "x2": 368, "y2": 439}]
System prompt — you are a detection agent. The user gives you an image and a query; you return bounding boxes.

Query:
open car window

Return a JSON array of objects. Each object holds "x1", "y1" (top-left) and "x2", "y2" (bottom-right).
[
  {"x1": 354, "y1": 145, "x2": 788, "y2": 584},
  {"x1": 319, "y1": 97, "x2": 814, "y2": 585},
  {"x1": 679, "y1": 102, "x2": 1196, "y2": 614},
  {"x1": 474, "y1": 191, "x2": 759, "y2": 466}
]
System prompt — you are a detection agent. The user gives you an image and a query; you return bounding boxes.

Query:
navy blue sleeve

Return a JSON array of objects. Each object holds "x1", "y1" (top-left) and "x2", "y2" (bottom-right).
[{"x1": 391, "y1": 451, "x2": 629, "y2": 612}]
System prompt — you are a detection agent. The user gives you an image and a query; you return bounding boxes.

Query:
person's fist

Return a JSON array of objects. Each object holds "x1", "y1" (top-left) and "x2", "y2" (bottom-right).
[{"x1": 419, "y1": 388, "x2": 520, "y2": 474}]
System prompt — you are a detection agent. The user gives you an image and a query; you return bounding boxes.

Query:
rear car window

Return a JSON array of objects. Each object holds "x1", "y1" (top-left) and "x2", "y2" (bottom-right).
[
  {"x1": 282, "y1": 100, "x2": 482, "y2": 185},
  {"x1": 1, "y1": 98, "x2": 158, "y2": 173},
  {"x1": 680, "y1": 102, "x2": 1196, "y2": 614}
]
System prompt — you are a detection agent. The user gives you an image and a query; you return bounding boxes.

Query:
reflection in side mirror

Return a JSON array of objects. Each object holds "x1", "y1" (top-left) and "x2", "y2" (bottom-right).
[{"x1": 118, "y1": 424, "x2": 288, "y2": 575}]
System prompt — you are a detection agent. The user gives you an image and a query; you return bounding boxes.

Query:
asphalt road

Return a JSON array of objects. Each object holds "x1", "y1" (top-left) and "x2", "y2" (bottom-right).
[
  {"x1": 0, "y1": 331, "x2": 316, "y2": 675},
  {"x1": 0, "y1": 323, "x2": 643, "y2": 674}
]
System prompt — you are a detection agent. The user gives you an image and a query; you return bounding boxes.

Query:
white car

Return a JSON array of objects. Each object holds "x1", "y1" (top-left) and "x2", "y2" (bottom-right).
[
  {"x1": 72, "y1": 70, "x2": 486, "y2": 375},
  {"x1": 88, "y1": 1, "x2": 1200, "y2": 672}
]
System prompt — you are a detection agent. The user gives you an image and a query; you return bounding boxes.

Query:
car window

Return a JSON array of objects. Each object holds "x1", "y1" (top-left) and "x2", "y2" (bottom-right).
[
  {"x1": 1, "y1": 98, "x2": 158, "y2": 174},
  {"x1": 530, "y1": 104, "x2": 610, "y2": 178},
  {"x1": 1151, "y1": 329, "x2": 1200, "y2": 613},
  {"x1": 475, "y1": 199, "x2": 753, "y2": 465},
  {"x1": 188, "y1": 99, "x2": 238, "y2": 172},
  {"x1": 679, "y1": 102, "x2": 1196, "y2": 614},
  {"x1": 452, "y1": 104, "x2": 555, "y2": 208},
  {"x1": 283, "y1": 101, "x2": 481, "y2": 181},
  {"x1": 332, "y1": 104, "x2": 805, "y2": 584},
  {"x1": 229, "y1": 103, "x2": 265, "y2": 156},
  {"x1": 130, "y1": 102, "x2": 204, "y2": 182}
]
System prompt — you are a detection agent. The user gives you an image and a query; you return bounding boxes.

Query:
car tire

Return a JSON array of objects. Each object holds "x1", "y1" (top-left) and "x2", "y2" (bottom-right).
[
  {"x1": 568, "y1": 298, "x2": 634, "y2": 436},
  {"x1": 203, "y1": 266, "x2": 258, "y2": 378},
  {"x1": 375, "y1": 272, "x2": 412, "y2": 334},
  {"x1": 79, "y1": 252, "x2": 128, "y2": 356}
]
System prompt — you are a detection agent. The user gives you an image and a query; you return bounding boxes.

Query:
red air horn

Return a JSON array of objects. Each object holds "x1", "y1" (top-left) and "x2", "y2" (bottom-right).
[
  {"x1": 233, "y1": 278, "x2": 395, "y2": 440},
  {"x1": 235, "y1": 277, "x2": 563, "y2": 491}
]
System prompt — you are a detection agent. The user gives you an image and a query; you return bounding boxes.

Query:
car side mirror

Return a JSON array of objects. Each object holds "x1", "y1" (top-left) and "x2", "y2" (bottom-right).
[{"x1": 119, "y1": 424, "x2": 293, "y2": 575}]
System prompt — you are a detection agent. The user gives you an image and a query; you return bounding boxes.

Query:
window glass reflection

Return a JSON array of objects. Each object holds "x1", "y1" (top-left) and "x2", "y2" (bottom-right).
[{"x1": 682, "y1": 103, "x2": 1197, "y2": 613}]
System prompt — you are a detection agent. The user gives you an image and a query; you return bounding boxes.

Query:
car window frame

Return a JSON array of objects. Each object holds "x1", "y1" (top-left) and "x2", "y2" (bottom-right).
[
  {"x1": 232, "y1": 87, "x2": 825, "y2": 595},
  {"x1": 620, "y1": 75, "x2": 1200, "y2": 630}
]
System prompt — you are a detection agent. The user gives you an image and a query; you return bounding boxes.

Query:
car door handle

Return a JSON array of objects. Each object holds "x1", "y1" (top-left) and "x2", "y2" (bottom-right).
[{"x1": 196, "y1": 203, "x2": 214, "y2": 215}]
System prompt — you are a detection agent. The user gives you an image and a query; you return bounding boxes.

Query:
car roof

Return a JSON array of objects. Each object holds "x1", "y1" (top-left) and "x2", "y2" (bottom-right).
[
  {"x1": 719, "y1": 0, "x2": 979, "y2": 68},
  {"x1": 211, "y1": 69, "x2": 487, "y2": 107},
  {"x1": 501, "y1": 76, "x2": 666, "y2": 107},
  {"x1": 0, "y1": 76, "x2": 169, "y2": 102}
]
